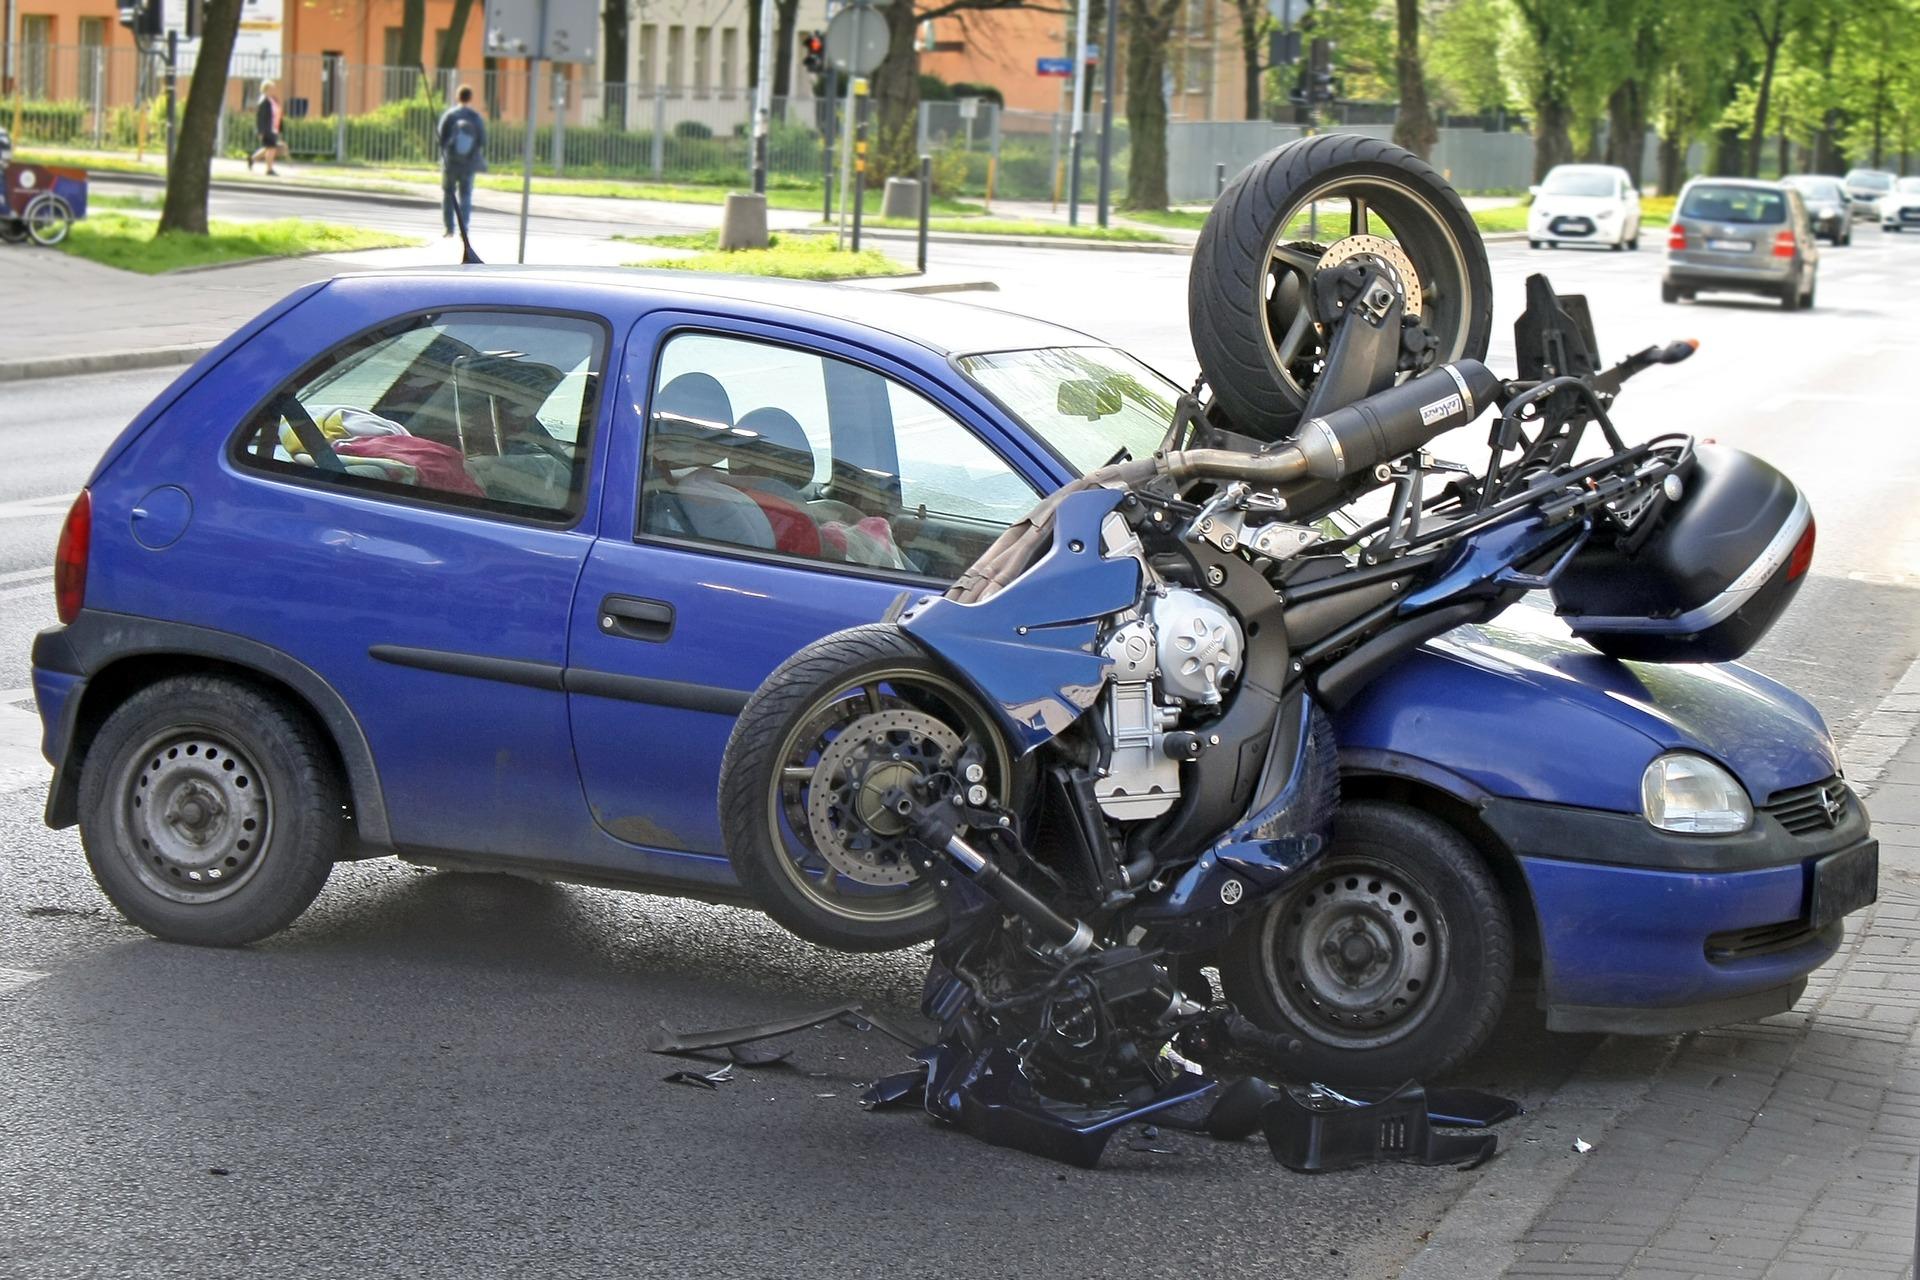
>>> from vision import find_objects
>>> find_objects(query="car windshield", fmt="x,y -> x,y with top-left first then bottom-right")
1540,170 -> 1616,197
1846,170 -> 1893,192
958,346 -> 1179,475
1897,177 -> 1920,194
1680,185 -> 1787,225
1786,177 -> 1843,201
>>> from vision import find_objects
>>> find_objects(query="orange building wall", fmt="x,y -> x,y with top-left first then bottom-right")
284,0 -> 487,72
919,8 -> 1072,114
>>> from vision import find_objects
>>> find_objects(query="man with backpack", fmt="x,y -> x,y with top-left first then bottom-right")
438,85 -> 488,240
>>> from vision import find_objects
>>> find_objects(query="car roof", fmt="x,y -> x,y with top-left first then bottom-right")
319,266 -> 1104,359
1781,174 -> 1840,184
1544,164 -> 1625,175
1680,176 -> 1788,191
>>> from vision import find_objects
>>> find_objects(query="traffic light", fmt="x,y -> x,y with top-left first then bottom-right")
117,0 -> 164,38
1308,37 -> 1337,104
802,31 -> 825,74
185,0 -> 204,38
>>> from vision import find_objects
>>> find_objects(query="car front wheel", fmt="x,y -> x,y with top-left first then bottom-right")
1218,800 -> 1514,1085
78,675 -> 343,946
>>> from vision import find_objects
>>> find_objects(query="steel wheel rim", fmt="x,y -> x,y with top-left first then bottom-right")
120,727 -> 274,904
1256,174 -> 1476,408
767,666 -> 1010,925
25,196 -> 69,247
1257,855 -> 1447,1050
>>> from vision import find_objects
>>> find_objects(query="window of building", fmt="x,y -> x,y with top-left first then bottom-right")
639,332 -> 1038,579
637,23 -> 658,86
693,27 -> 712,97
235,311 -> 607,522
667,25 -> 685,91
22,15 -> 51,100
78,17 -> 106,103
719,28 -> 737,96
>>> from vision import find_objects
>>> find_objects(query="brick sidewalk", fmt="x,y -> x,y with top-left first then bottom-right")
1420,661 -> 1920,1279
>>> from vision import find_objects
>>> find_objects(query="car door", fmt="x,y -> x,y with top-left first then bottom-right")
222,306 -> 612,858
564,312 -> 1049,857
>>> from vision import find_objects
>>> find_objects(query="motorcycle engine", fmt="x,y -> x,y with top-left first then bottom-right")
1094,589 -> 1243,821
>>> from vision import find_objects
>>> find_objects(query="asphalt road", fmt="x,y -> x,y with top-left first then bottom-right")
1,220 -> 1917,1278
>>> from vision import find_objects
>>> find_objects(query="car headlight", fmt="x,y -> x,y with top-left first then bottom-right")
1642,754 -> 1753,834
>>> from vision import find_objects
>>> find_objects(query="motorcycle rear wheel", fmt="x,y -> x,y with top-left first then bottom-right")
1189,135 -> 1493,439
717,623 -> 1017,952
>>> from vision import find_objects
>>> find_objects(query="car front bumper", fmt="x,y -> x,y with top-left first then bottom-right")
1480,793 -> 1875,1035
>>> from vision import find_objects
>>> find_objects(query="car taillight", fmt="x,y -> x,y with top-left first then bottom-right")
54,489 -> 90,625
1667,224 -> 1687,250
1787,517 -> 1816,581
1772,230 -> 1796,258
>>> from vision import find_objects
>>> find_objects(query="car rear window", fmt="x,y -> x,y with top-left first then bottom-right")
1679,186 -> 1787,225
1787,178 -> 1843,202
233,309 -> 606,522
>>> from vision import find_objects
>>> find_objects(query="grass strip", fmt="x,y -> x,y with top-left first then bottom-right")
58,212 -> 417,273
626,230 -> 908,280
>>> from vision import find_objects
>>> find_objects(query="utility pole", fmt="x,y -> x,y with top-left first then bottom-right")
1066,0 -> 1090,225
1095,0 -> 1118,226
751,0 -> 774,192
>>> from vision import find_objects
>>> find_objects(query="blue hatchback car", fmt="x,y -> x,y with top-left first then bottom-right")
30,269 -> 1875,1082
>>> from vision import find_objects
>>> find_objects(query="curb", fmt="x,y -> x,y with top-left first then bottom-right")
94,168 -> 445,214
1402,652 -> 1920,1278
0,342 -> 217,384
852,227 -> 1190,255
883,280 -> 1001,296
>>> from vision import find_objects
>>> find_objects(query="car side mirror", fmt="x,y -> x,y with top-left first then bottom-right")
1057,379 -> 1123,420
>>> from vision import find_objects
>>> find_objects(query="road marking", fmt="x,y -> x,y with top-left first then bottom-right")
0,494 -> 74,520
0,969 -> 49,996
0,702 -> 50,796
0,566 -> 54,585
0,581 -> 52,603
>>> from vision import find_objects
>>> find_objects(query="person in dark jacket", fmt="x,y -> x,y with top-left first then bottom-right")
248,82 -> 282,175
437,84 -> 488,239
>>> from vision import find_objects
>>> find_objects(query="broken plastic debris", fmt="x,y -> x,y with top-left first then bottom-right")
664,1064 -> 736,1089
1572,1137 -> 1593,1154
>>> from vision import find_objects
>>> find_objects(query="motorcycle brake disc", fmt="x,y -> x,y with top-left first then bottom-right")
1315,233 -> 1424,319
805,708 -> 962,886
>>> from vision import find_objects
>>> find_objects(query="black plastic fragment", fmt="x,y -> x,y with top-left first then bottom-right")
1261,1080 -> 1500,1172
646,1002 -> 925,1060
663,1064 -> 735,1090
862,1069 -> 928,1111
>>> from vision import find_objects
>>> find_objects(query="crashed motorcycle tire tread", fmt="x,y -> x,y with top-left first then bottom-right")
1218,799 -> 1513,1085
1189,133 -> 1492,435
719,623 -> 958,952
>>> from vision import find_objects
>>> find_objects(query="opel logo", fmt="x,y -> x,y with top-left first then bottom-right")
1220,879 -> 1244,905
1821,785 -> 1845,825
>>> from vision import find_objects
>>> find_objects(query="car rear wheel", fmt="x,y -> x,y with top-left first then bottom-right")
1661,281 -> 1680,304
1780,277 -> 1802,311
78,675 -> 343,946
1219,801 -> 1514,1084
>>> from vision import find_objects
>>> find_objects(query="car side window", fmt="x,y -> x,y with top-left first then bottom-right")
639,331 -> 1039,581
234,310 -> 606,521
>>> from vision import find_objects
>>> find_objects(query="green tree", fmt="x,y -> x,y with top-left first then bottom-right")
157,0 -> 244,236
1740,0 -> 1807,176
1122,0 -> 1183,209
1391,0 -> 1436,158
439,0 -> 478,69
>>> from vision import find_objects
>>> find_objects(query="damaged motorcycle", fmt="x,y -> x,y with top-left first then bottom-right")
713,138 -> 1819,1167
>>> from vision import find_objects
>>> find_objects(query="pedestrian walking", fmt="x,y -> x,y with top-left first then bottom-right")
438,84 -> 487,241
248,81 -> 282,175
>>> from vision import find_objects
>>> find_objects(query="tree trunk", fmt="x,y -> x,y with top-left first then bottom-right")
598,1 -> 627,126
1814,107 -> 1839,172
158,0 -> 244,236
439,0 -> 476,70
773,0 -> 803,100
1123,0 -> 1179,210
399,0 -> 426,72
1240,3 -> 1263,120
1391,0 -> 1436,159
1606,79 -> 1644,186
1532,94 -> 1573,180
1746,36 -> 1780,177
870,0 -> 924,181
1713,125 -> 1742,176
1657,132 -> 1683,195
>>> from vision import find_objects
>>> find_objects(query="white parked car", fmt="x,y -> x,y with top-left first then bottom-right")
1529,164 -> 1642,251
1878,176 -> 1920,232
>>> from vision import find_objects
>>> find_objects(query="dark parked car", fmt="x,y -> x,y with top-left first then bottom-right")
29,270 -> 1870,1078
1781,174 -> 1852,245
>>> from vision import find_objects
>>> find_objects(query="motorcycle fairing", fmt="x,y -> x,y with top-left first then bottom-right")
1397,512 -> 1583,615
901,487 -> 1141,754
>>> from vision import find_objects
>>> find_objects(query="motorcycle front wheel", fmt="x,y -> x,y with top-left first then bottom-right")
1189,135 -> 1493,439
717,623 -> 1018,952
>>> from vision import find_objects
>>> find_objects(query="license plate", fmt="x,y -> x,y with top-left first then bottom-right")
1809,842 -> 1878,930
1706,238 -> 1753,252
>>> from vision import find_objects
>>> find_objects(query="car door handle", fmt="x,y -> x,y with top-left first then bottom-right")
599,595 -> 675,642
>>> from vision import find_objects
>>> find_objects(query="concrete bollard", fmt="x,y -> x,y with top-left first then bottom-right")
718,192 -> 770,250
881,176 -> 923,220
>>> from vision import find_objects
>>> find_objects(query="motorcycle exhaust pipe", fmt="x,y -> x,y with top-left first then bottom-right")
1166,360 -> 1500,487
941,833 -> 1096,958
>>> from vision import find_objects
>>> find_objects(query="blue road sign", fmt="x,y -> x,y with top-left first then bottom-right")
1037,57 -> 1072,76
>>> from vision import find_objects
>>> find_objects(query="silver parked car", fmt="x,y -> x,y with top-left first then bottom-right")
1663,178 -> 1818,310
1842,168 -> 1895,220
1782,174 -> 1852,245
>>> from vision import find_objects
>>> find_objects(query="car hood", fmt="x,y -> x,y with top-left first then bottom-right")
1428,603 -> 1838,802
1532,195 -> 1621,217
1882,193 -> 1920,210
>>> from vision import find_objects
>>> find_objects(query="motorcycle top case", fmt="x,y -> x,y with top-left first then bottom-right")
1548,445 -> 1813,663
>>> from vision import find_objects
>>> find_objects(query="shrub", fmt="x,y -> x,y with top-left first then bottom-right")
672,119 -> 713,140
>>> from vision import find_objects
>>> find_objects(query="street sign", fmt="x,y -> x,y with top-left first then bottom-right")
825,4 -> 888,77
485,0 -> 598,64
1037,57 -> 1071,76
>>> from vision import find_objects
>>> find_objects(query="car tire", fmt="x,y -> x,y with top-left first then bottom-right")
1661,281 -> 1680,304
1804,276 -> 1817,309
1627,234 -> 1640,251
1780,277 -> 1802,311
1188,134 -> 1491,437
78,675 -> 342,946
1218,801 -> 1514,1085
718,623 -> 1020,952
1842,230 -> 1852,245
